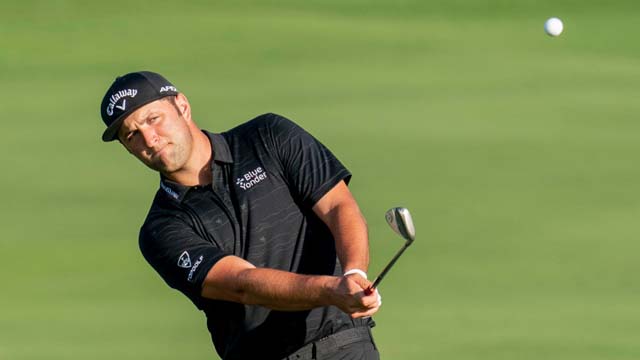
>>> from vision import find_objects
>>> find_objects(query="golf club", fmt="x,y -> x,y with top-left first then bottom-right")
365,207 -> 415,295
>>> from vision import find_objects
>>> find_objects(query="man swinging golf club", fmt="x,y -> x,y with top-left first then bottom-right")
98,71 -> 382,360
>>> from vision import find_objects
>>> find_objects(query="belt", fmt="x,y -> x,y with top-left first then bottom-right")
283,326 -> 373,360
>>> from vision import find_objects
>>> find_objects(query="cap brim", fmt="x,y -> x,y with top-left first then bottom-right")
100,93 -> 178,142
102,116 -> 125,142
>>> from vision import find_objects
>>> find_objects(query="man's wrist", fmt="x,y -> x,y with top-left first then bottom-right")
343,268 -> 368,279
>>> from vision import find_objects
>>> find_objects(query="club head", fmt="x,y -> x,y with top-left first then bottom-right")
385,207 -> 415,244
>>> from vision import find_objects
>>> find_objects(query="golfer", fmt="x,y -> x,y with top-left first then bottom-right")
99,71 -> 381,360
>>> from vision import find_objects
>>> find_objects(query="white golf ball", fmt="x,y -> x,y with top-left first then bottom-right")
544,17 -> 564,37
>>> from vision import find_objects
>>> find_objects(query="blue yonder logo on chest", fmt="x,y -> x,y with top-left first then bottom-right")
236,167 -> 268,190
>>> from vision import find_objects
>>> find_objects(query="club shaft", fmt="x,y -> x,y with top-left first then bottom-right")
371,242 -> 410,289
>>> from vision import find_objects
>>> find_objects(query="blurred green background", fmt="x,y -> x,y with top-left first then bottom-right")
1,1 -> 639,359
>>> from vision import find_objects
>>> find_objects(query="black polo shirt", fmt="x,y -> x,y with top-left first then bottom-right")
139,113 -> 373,360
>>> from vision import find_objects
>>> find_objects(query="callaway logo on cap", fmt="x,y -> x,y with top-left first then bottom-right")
99,71 -> 179,142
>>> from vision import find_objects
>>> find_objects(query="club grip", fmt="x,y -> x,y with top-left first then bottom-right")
364,286 -> 374,296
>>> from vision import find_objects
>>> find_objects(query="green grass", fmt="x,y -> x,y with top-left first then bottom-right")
1,1 -> 639,359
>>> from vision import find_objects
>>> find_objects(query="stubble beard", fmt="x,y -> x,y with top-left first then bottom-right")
148,127 -> 194,175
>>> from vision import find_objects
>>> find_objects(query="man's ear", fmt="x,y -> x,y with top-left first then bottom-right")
175,93 -> 192,121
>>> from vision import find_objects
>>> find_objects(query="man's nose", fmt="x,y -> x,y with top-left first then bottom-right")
140,127 -> 158,148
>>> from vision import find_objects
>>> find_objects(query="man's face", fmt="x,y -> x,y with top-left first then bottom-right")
117,96 -> 193,174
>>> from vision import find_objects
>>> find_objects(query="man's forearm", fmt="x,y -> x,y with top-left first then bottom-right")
323,203 -> 369,274
231,267 -> 335,310
312,181 -> 370,275
201,256 -> 378,316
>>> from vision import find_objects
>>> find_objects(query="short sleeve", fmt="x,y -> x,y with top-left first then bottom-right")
264,113 -> 352,208
139,215 -> 228,303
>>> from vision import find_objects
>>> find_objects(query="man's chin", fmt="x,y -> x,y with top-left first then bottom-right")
145,160 -> 179,174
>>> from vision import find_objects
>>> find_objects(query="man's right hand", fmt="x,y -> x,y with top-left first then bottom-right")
334,273 -> 381,318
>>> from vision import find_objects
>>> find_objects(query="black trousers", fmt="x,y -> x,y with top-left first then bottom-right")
282,327 -> 379,360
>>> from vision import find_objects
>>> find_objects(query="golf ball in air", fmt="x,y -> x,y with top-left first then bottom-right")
544,17 -> 564,37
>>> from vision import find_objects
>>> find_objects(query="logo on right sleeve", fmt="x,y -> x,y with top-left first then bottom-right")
187,255 -> 204,282
177,251 -> 192,268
